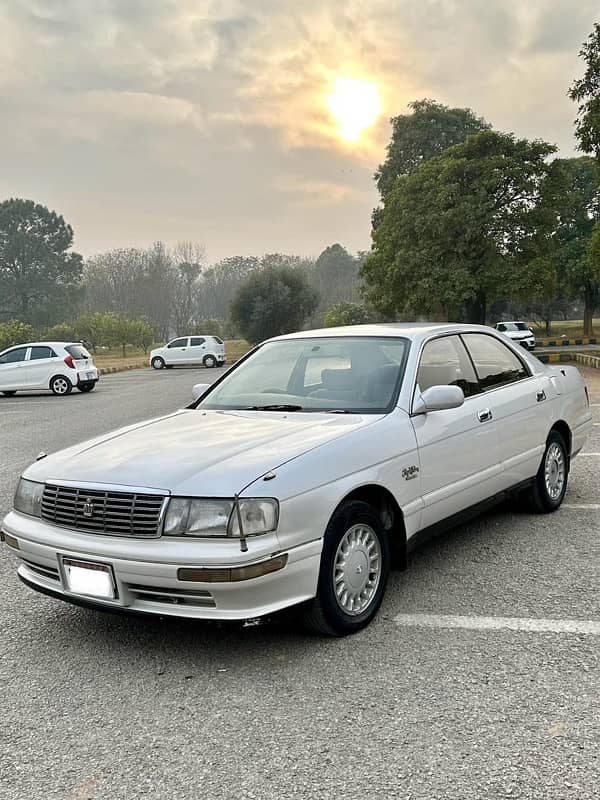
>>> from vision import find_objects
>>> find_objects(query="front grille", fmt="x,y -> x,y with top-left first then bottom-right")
41,484 -> 165,537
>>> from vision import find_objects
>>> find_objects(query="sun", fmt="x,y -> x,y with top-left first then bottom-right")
327,78 -> 382,144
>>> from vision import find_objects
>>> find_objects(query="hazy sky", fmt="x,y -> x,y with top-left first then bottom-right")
1,1 -> 598,263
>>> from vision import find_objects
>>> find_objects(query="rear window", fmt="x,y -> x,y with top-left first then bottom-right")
65,344 -> 90,359
212,336 -> 224,345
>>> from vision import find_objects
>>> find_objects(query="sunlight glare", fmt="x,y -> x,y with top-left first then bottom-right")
327,78 -> 382,144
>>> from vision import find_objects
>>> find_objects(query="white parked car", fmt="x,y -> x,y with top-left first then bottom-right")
494,321 -> 536,351
0,342 -> 98,397
150,336 -> 226,369
1,324 -> 592,635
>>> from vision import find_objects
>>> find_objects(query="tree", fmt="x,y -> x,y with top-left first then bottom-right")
585,223 -> 600,333
540,157 -> 600,335
312,244 -> 360,310
0,320 -> 35,351
231,266 -> 318,344
569,22 -> 600,158
362,131 -> 556,323
374,99 -> 490,199
199,256 -> 260,320
0,198 -> 83,324
324,302 -> 371,327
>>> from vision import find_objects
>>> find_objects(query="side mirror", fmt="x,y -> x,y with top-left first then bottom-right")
414,384 -> 464,414
192,383 -> 210,401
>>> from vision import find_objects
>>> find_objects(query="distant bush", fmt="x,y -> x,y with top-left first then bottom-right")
0,320 -> 35,351
324,302 -> 372,327
192,319 -> 222,337
45,322 -> 79,342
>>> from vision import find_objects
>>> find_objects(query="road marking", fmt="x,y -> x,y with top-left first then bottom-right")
394,613 -> 600,635
578,452 -> 600,456
562,503 -> 600,510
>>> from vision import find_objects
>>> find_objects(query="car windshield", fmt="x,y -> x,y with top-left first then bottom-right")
198,336 -> 409,413
501,323 -> 528,332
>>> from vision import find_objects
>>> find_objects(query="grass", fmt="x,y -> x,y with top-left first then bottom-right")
529,319 -> 600,338
92,340 -> 250,369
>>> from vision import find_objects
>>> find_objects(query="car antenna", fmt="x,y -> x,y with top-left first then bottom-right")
234,494 -> 248,552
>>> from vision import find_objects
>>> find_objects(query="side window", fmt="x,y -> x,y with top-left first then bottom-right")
496,323 -> 506,332
30,346 -> 56,360
190,337 -> 205,347
167,338 -> 188,349
417,336 -> 479,398
462,334 -> 528,390
0,347 -> 28,365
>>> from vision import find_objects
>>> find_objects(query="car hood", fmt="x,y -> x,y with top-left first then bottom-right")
23,409 -> 380,496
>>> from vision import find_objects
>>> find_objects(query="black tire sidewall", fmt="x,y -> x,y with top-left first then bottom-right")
50,376 -> 72,396
152,357 -> 165,370
537,431 -> 568,511
204,355 -> 217,368
316,500 -> 390,635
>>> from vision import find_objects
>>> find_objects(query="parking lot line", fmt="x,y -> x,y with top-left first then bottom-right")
394,613 -> 600,635
562,503 -> 600,509
578,452 -> 600,456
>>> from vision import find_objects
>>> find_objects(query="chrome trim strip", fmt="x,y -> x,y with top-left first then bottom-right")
47,479 -> 170,496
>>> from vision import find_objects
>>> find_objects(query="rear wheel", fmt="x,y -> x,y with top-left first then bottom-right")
77,383 -> 95,393
523,431 -> 568,513
50,375 -> 72,396
151,357 -> 165,370
301,500 -> 390,636
203,354 -> 217,368
2,390 -> 16,397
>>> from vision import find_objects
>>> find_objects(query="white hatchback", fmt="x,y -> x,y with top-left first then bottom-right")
150,335 -> 226,370
0,342 -> 98,397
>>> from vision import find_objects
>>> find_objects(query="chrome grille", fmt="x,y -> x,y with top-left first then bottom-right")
41,484 -> 165,537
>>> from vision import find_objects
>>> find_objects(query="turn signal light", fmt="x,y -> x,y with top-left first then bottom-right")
178,554 -> 288,583
0,531 -> 19,550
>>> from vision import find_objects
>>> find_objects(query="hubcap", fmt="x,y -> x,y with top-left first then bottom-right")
54,378 -> 69,395
544,442 -> 565,501
333,524 -> 381,616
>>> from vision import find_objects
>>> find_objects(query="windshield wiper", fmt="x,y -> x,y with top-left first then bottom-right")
243,404 -> 304,411
326,409 -> 354,414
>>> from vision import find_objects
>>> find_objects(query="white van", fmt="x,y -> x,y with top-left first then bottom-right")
150,336 -> 226,369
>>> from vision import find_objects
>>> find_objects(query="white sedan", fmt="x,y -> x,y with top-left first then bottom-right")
1,324 -> 592,635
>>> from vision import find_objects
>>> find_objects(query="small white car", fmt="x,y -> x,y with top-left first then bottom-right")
1,324 -> 592,635
150,336 -> 226,369
494,321 -> 536,351
0,342 -> 98,397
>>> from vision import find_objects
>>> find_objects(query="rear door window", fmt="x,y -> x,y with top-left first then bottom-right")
462,334 -> 529,390
65,344 -> 90,359
30,346 -> 56,360
190,337 -> 206,347
0,347 -> 28,364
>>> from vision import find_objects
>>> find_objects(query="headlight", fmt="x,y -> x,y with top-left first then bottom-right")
14,479 -> 44,517
162,497 -> 278,538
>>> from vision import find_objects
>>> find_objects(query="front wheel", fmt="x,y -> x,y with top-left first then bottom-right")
523,431 -> 568,513
50,375 -> 73,396
151,357 -> 165,370
203,355 -> 217,368
301,500 -> 390,636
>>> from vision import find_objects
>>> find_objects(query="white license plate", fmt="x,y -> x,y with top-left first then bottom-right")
62,558 -> 116,599
86,371 -> 95,380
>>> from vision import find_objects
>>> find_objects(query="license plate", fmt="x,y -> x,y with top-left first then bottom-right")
86,371 -> 95,380
62,558 -> 116,599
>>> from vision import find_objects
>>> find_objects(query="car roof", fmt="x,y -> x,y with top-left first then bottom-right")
268,322 -> 496,343
496,321 -> 526,325
1,341 -> 82,349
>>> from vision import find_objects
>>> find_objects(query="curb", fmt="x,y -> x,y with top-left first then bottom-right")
537,352 -> 600,369
537,337 -> 597,347
97,362 -> 148,376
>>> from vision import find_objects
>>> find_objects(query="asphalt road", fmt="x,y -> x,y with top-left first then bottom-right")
1,368 -> 600,800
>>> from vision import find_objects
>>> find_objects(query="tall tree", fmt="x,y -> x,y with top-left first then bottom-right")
231,266 -> 318,344
199,256 -> 260,320
569,22 -> 600,158
374,99 -> 490,199
312,244 -> 360,309
362,131 -> 556,323
0,198 -> 83,324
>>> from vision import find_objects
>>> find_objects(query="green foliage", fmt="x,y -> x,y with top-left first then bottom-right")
569,23 -> 600,158
312,244 -> 360,310
231,266 -> 319,344
363,131 -> 556,323
375,99 -> 490,198
0,320 -> 35,351
45,322 -> 78,342
0,198 -> 83,325
323,303 -> 371,327
192,319 -> 222,337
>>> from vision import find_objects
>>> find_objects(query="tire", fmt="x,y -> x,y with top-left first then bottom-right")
523,430 -> 569,513
203,355 -> 217,368
77,383 -> 95,393
151,357 -> 165,370
301,500 -> 390,636
50,375 -> 73,396
2,391 -> 16,397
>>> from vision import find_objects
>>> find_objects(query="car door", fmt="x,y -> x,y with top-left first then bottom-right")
27,345 -> 59,389
0,347 -> 31,390
188,337 -> 207,364
165,337 -> 189,365
461,333 -> 550,488
411,334 -> 501,529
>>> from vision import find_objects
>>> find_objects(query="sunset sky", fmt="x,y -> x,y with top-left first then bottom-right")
1,1 -> 598,262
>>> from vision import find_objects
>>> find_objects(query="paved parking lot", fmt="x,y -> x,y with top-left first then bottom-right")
1,367 -> 600,799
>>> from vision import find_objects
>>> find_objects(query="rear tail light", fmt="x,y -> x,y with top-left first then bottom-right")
64,355 -> 75,369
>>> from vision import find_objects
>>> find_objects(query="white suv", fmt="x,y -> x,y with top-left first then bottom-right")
0,342 -> 98,396
494,321 -> 536,351
150,336 -> 226,369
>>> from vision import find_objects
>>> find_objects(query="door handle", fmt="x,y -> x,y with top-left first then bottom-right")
536,390 -> 546,402
478,408 -> 493,423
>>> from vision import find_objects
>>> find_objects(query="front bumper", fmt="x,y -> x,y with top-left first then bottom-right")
1,511 -> 321,620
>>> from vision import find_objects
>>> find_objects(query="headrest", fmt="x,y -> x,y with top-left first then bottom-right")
321,369 -> 356,389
